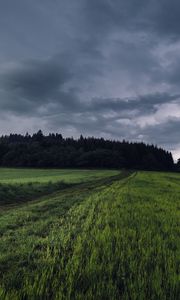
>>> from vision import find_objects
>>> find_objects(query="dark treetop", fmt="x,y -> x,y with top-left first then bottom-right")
0,130 -> 174,171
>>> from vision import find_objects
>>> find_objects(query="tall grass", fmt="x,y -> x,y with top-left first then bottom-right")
0,171 -> 179,299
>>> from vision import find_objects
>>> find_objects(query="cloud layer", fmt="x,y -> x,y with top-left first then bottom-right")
0,0 -> 180,160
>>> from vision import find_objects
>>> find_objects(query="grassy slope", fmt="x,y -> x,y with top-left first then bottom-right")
0,171 -> 179,299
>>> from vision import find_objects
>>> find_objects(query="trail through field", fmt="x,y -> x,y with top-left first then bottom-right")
0,169 -> 123,209
0,170 -> 179,299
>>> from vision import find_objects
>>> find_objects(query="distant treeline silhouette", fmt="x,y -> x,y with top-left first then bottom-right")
0,130 -> 175,170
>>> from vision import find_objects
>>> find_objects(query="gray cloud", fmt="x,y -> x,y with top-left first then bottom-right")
89,94 -> 180,115
1,58 -> 178,118
84,0 -> 180,39
0,57 -> 81,115
140,118 -> 180,146
1,60 -> 70,100
0,0 -> 180,159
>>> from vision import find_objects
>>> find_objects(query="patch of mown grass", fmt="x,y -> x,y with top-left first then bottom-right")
0,171 -> 179,299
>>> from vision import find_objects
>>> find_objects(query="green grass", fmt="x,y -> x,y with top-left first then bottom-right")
0,170 -> 179,299
0,168 -> 119,184
0,168 -> 120,208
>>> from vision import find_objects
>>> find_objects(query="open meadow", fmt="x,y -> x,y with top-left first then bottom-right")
0,168 -> 119,208
0,169 -> 179,299
0,168 -> 119,184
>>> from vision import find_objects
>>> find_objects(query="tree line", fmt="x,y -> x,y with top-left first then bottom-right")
0,130 -> 175,171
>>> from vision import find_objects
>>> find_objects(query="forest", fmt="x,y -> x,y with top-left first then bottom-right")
0,130 -> 175,171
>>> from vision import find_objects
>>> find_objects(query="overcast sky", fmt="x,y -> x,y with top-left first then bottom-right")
0,0 -> 180,160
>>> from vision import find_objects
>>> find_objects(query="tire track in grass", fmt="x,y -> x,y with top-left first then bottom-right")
0,170 -> 134,299
19,172 -> 133,299
0,171 -> 132,299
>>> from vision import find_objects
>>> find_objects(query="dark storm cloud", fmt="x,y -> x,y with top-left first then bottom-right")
0,56 -> 82,114
1,60 -> 70,100
39,93 -> 179,142
0,0 -> 180,159
140,119 -> 180,146
151,1 -> 180,39
84,0 -> 180,39
89,94 -> 180,115
1,57 -> 178,117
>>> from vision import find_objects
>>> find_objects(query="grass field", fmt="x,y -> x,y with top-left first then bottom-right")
0,168 -> 119,208
0,169 -> 179,299
0,168 -> 119,184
